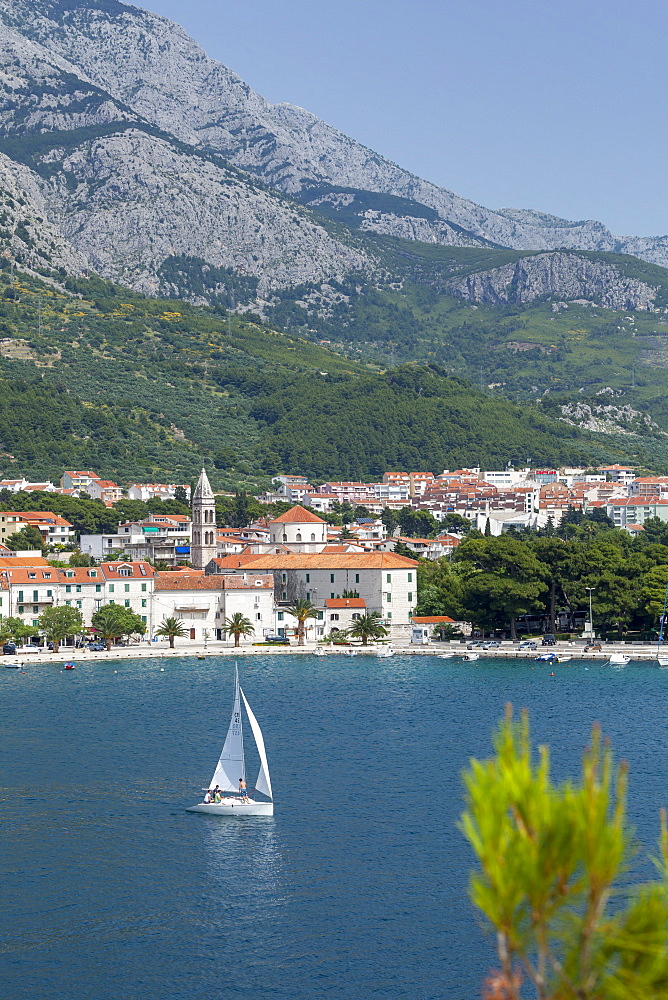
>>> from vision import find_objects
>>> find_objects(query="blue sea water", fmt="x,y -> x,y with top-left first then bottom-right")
1,654 -> 668,1000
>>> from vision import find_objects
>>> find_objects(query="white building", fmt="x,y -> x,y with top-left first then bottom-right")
268,505 -> 328,552
127,483 -> 190,502
152,570 -> 274,643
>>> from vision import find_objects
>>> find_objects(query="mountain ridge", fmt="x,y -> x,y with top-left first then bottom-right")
3,0 -> 668,268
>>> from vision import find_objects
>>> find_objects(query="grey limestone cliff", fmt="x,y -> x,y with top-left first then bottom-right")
445,253 -> 658,311
0,150 -> 88,275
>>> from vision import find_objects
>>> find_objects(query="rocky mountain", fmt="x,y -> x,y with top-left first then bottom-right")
0,150 -> 87,276
0,17 -> 370,293
0,0 -> 667,319
3,0 -> 668,268
445,252 -> 659,311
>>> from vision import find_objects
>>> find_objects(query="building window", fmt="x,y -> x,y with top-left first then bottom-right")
330,613 -> 339,621
32,605 -> 38,613
46,589 -> 52,597
124,584 -> 130,593
281,591 -> 287,600
278,612 -> 284,621
65,585 -> 71,594
108,584 -> 115,593
18,590 -> 23,602
385,593 -> 391,602
109,600 -> 115,605
282,573 -> 287,584
330,593 -> 335,599
256,613 -> 262,621
386,574 -> 392,584
65,601 -> 70,607
95,584 -> 101,593
408,593 -> 413,603
408,573 -> 413,583
317,611 -> 324,621
330,574 -> 335,583
386,612 -> 392,619
141,616 -> 147,624
305,574 -> 310,583
18,604 -> 24,613
76,601 -> 82,609
125,600 -> 130,608
355,574 -> 359,584
76,585 -> 81,593
306,592 -> 310,601
141,600 -> 147,608
141,583 -> 147,592
33,590 -> 38,602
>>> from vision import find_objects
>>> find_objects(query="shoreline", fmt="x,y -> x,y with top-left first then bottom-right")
1,641 -> 665,665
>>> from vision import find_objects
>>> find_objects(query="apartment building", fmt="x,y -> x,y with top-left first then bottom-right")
0,511 -> 75,546
80,514 -> 192,565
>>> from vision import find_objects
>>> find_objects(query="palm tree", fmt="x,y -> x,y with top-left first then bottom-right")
154,616 -> 189,649
347,612 -> 388,646
221,612 -> 255,647
286,599 -> 318,645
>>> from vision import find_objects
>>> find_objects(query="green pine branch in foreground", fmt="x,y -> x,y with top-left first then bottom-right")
461,705 -> 668,1000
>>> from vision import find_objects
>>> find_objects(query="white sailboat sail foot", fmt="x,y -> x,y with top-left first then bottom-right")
209,668 -> 244,792
240,686 -> 273,801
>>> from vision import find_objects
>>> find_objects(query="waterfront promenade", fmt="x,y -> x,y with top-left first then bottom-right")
3,638 -> 664,664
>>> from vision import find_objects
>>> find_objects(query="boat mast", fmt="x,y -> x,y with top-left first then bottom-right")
235,662 -> 246,786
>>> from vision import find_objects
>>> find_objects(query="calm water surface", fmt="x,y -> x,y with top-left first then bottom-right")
2,654 -> 668,999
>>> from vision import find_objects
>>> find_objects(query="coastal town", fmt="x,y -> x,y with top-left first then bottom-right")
0,461 -> 665,649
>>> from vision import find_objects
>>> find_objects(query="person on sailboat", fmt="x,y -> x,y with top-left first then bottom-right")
204,790 -> 212,804
239,777 -> 249,802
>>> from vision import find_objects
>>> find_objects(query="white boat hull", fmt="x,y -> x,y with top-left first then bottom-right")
187,799 -> 274,816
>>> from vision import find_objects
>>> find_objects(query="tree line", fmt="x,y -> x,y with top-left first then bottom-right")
415,510 -> 668,640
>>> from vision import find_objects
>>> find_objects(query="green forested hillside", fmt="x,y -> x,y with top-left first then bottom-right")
0,264 -> 658,485
260,239 -> 668,433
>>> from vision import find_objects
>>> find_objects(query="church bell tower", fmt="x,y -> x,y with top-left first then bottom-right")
191,468 -> 217,570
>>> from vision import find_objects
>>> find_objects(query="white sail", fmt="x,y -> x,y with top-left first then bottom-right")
240,686 -> 273,801
209,667 -> 245,792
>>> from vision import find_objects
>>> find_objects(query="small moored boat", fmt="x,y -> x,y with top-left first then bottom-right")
462,652 -> 480,662
313,647 -> 326,657
4,660 -> 22,669
608,653 -> 630,666
375,646 -> 394,658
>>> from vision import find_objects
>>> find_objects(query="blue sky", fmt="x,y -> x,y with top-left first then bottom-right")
142,0 -> 667,237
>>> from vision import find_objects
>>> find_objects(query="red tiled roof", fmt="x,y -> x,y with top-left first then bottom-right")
411,616 -> 455,624
270,505 -> 325,524
325,598 -> 366,608
233,552 -> 418,569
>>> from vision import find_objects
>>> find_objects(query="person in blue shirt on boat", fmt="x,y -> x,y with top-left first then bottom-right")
239,778 -> 249,802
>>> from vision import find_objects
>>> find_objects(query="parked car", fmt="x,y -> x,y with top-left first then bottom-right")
541,634 -> 556,646
86,642 -> 106,651
2,642 -> 16,654
584,643 -> 602,652
264,635 -> 290,645
518,640 -> 537,650
466,640 -> 484,650
481,641 -> 500,649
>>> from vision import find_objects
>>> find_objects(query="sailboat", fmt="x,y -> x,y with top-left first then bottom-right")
375,645 -> 394,658
657,583 -> 668,667
187,665 -> 274,816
